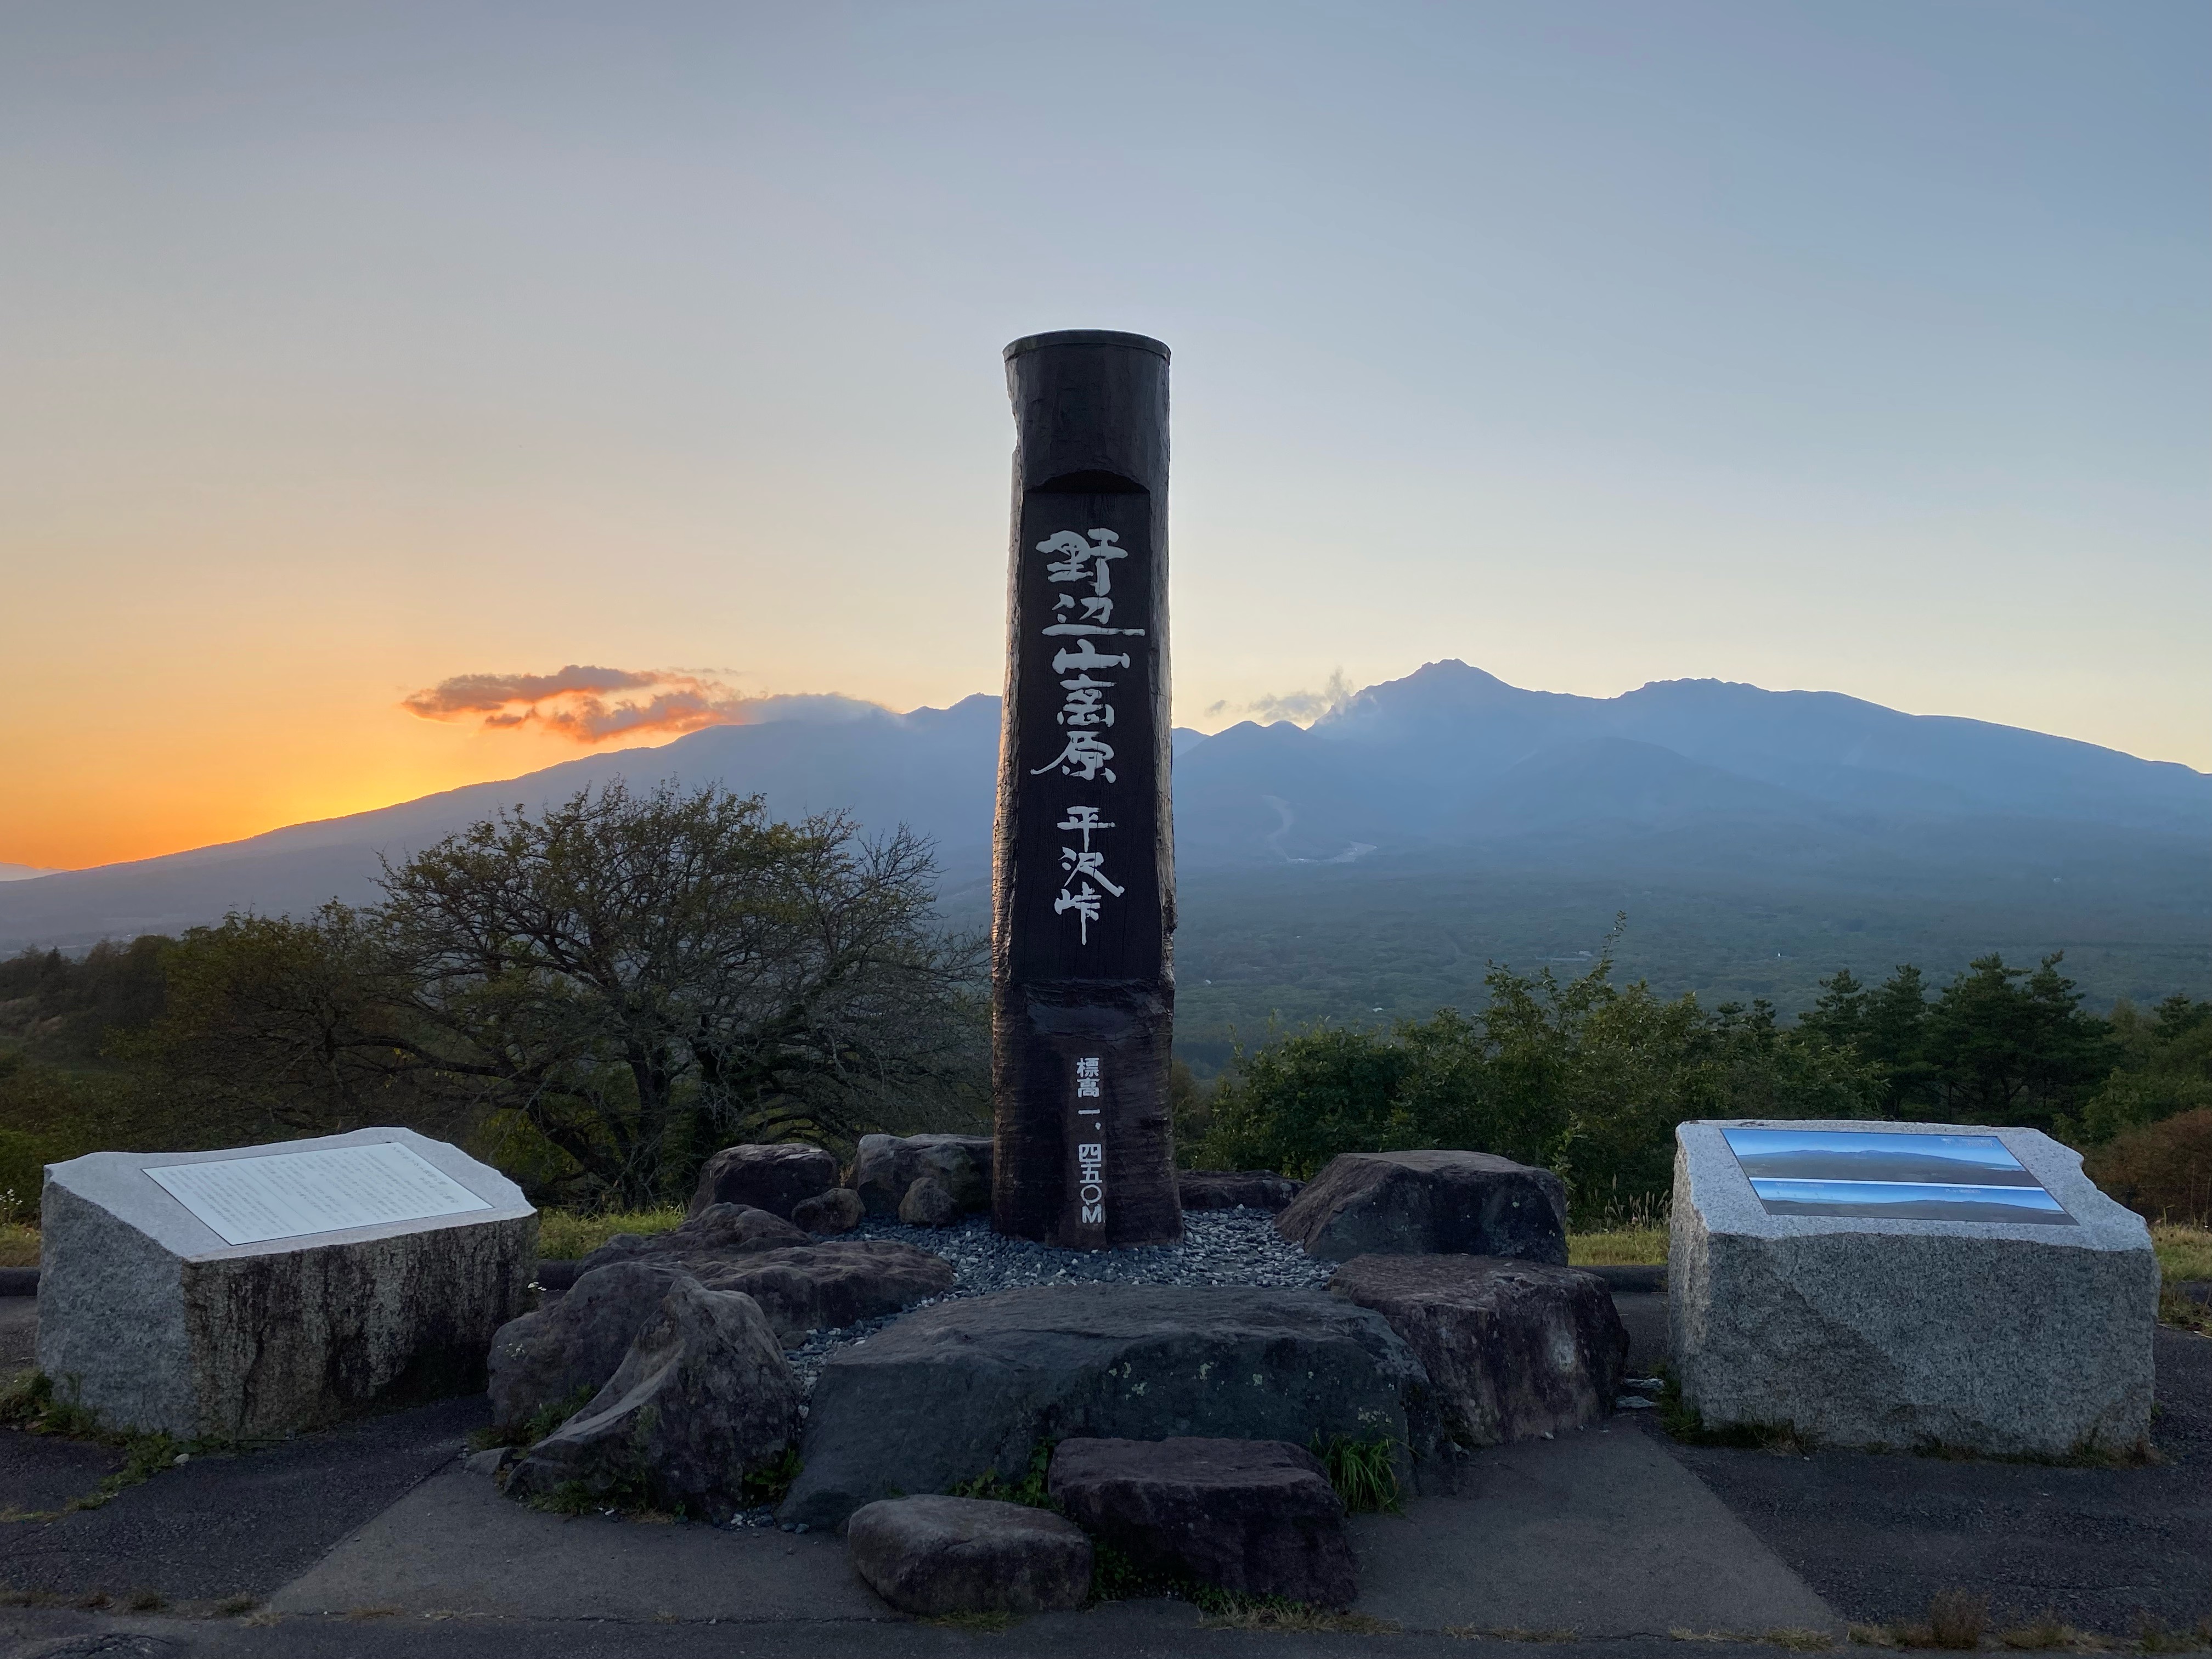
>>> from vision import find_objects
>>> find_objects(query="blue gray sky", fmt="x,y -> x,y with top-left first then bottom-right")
3,1 -> 2205,866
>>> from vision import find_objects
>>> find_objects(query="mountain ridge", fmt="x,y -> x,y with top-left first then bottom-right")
3,665 -> 2205,1023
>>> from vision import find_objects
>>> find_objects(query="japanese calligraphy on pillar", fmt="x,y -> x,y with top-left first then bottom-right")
992,330 -> 1181,1249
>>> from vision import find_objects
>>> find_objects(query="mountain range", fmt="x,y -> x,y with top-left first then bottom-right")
4,662 -> 2206,1051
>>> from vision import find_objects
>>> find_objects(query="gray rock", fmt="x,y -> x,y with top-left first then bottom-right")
1049,1436 -> 1356,1607
686,1143 -> 839,1221
779,1284 -> 1431,1528
1329,1254 -> 1627,1447
35,1128 -> 534,1439
686,1240 -> 955,1345
487,1260 -> 681,1430
577,1203 -> 808,1275
1669,1119 -> 2158,1458
463,1446 -> 516,1479
854,1134 -> 994,1217
1276,1150 -> 1568,1265
847,1495 -> 1091,1615
505,1276 -> 801,1522
1179,1170 -> 1304,1213
792,1187 -> 865,1235
898,1176 -> 962,1228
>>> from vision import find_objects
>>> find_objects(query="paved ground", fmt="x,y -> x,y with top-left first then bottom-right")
3,1292 -> 2207,1659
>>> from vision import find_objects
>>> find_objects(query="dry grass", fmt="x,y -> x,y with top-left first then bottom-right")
2152,1223 -> 2212,1284
1568,1228 -> 1668,1267
1446,1627 -> 1577,1643
1203,1602 -> 1398,1634
534,1205 -> 686,1261
0,1220 -> 37,1268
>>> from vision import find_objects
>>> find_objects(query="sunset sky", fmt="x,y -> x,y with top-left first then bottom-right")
4,2 -> 2205,871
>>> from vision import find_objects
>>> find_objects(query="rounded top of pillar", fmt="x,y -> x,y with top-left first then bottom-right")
1003,330 -> 1170,363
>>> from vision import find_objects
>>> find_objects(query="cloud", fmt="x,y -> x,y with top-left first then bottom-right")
401,665 -> 759,742
1205,669 -> 1355,726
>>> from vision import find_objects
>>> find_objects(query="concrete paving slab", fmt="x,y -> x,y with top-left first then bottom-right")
0,1603 -> 1820,1659
0,1398 -> 482,1602
1668,1324 -> 2212,1635
1350,1423 -> 1838,1638
268,1468 -> 890,1622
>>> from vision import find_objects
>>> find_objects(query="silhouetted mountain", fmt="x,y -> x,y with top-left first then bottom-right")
4,664 -> 2206,1026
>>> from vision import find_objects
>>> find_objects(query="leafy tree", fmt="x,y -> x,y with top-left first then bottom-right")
2075,994 -> 2212,1143
128,783 -> 988,1206
1197,951 -> 1883,1217
1920,953 -> 2113,1132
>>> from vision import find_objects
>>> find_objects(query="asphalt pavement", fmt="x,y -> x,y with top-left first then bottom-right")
3,1292 -> 2207,1659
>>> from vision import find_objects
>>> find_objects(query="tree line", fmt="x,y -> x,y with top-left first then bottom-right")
0,783 -> 988,1211
1182,933 -> 2210,1226
3,783 -> 2207,1225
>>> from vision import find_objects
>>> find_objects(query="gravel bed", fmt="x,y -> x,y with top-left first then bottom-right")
778,1208 -> 1330,1400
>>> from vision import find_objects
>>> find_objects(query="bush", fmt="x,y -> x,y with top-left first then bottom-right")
1195,955 -> 1883,1218
2087,1109 -> 2212,1225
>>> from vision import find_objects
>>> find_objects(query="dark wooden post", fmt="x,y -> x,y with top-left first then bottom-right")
990,330 -> 1181,1246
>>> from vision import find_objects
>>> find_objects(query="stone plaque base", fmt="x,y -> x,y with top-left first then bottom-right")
1668,1119 -> 2156,1459
38,1127 -> 536,1440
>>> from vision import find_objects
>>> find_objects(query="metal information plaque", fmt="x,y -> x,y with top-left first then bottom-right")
1722,1127 -> 2075,1225
145,1142 -> 494,1246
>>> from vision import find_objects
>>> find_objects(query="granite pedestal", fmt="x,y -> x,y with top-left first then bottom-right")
1669,1118 -> 2156,1458
37,1127 -> 536,1440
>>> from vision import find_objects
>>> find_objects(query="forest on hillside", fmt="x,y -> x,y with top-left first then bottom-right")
1,785 -> 2206,1230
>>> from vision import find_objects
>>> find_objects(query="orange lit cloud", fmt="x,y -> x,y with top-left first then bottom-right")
401,665 -> 757,742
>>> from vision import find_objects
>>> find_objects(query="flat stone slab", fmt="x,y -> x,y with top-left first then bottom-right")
36,1127 -> 534,1439
1050,1436 -> 1356,1607
1330,1254 -> 1628,1447
778,1283 -> 1431,1528
1350,1422 -> 1841,1637
847,1494 -> 1091,1615
1276,1150 -> 1569,1263
1670,1119 -> 2157,1458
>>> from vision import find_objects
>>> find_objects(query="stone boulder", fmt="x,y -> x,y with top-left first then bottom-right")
898,1176 -> 961,1228
1178,1170 -> 1303,1213
1329,1255 -> 1627,1447
779,1284 -> 1431,1528
1671,1119 -> 2157,1458
689,1240 -> 955,1344
1276,1151 -> 1567,1265
577,1203 -> 808,1275
686,1143 -> 839,1221
1049,1437 -> 1356,1608
505,1276 -> 801,1522
847,1496 -> 1091,1616
792,1187 -> 865,1236
854,1134 -> 993,1217
35,1127 -> 534,1440
487,1260 -> 682,1430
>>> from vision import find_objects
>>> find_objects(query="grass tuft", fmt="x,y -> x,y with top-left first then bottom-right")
1201,1594 -> 1396,1633
741,1446 -> 804,1508
1310,1432 -> 1404,1514
0,1218 -> 37,1269
922,1611 -> 1020,1632
1767,1630 -> 1837,1650
946,1441 -> 1056,1510
470,1385 -> 597,1453
535,1206 -> 686,1261
1568,1228 -> 1669,1267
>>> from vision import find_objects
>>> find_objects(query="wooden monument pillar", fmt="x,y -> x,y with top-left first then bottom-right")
990,330 -> 1182,1247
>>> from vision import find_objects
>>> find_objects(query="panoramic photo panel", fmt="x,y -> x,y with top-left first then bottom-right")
1747,1178 -> 2077,1224
1722,1127 -> 2045,1187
